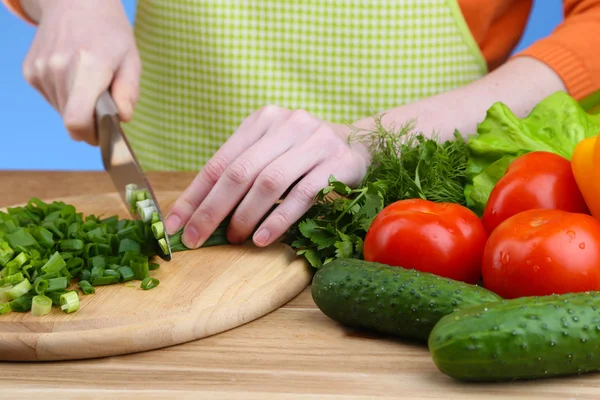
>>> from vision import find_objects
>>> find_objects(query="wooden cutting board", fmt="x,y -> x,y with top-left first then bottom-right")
0,191 -> 313,362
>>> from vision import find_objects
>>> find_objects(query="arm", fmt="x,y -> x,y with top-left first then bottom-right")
354,56 -> 567,142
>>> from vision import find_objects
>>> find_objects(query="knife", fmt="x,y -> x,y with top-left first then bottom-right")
94,90 -> 173,261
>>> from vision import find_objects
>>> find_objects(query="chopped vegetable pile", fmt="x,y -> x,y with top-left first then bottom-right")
0,195 -> 167,316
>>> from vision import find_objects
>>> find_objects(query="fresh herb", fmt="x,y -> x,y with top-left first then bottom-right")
286,117 -> 470,268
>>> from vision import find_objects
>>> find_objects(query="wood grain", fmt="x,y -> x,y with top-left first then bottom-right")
1,172 -> 600,399
0,191 -> 313,361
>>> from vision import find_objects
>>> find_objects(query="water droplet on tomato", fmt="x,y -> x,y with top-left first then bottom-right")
545,257 -> 552,263
567,230 -> 576,239
533,265 -> 540,272
580,242 -> 586,249
501,252 -> 510,264
526,260 -> 533,265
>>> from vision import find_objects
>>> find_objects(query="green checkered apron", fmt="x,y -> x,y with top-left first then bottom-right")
123,0 -> 487,171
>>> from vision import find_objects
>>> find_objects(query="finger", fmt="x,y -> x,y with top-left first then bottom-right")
63,51 -> 114,146
46,53 -> 71,113
226,129 -> 330,243
164,106 -> 290,236
25,56 -> 61,113
252,160 -> 359,247
179,112 -> 320,248
111,48 -> 141,122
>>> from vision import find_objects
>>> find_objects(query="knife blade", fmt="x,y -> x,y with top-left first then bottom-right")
95,90 -> 172,261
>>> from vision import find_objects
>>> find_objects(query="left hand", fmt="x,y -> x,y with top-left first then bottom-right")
165,105 -> 371,249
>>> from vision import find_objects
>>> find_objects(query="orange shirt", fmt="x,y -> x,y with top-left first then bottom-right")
4,0 -> 600,100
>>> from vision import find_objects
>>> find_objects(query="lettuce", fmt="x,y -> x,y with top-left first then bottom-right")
464,91 -> 600,215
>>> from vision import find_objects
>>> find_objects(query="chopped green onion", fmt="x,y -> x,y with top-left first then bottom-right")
139,206 -> 155,223
118,238 -> 141,254
78,280 -> 95,295
103,269 -> 120,280
46,277 -> 68,292
7,279 -> 32,300
9,294 -> 33,312
59,291 -> 80,313
40,252 -> 66,274
151,222 -> 164,240
149,262 -> 160,271
117,266 -> 134,282
32,227 -> 55,248
1,272 -> 24,286
80,269 -> 91,282
141,277 -> 160,290
33,277 -> 48,294
0,242 -> 15,266
31,295 -> 52,316
158,238 -> 168,254
0,302 -> 10,315
47,290 -> 68,306
151,212 -> 160,224
60,238 -> 84,251
90,275 -> 119,286
130,259 -> 149,280
6,252 -> 28,270
125,183 -> 137,206
0,286 -> 11,303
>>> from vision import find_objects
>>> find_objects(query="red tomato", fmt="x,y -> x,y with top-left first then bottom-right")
482,209 -> 600,299
481,151 -> 589,235
363,199 -> 488,284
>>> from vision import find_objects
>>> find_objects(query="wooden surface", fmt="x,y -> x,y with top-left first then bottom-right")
0,191 -> 312,361
2,172 -> 600,399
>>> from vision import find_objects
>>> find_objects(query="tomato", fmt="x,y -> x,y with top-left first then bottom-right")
363,199 -> 488,284
481,151 -> 589,235
482,209 -> 600,299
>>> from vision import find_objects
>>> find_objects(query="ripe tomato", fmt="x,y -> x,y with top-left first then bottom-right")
363,199 -> 487,284
482,209 -> 600,299
481,151 -> 589,235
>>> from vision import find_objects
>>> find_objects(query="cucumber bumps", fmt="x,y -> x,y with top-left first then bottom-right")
311,259 -> 501,342
429,291 -> 600,381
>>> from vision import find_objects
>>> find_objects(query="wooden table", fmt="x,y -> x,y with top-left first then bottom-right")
1,171 -> 600,399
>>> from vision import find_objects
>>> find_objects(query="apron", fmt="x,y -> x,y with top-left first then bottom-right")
123,0 -> 487,171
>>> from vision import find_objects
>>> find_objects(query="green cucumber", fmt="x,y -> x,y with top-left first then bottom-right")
429,291 -> 600,382
311,258 -> 501,342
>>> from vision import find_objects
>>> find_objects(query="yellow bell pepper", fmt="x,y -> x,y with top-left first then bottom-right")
572,136 -> 600,219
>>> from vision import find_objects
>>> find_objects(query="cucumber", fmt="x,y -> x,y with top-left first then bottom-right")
311,258 -> 501,342
429,291 -> 600,381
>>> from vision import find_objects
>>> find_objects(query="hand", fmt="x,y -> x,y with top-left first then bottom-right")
165,106 -> 371,248
21,0 -> 140,145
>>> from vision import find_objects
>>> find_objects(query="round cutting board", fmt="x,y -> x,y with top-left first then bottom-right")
0,192 -> 313,361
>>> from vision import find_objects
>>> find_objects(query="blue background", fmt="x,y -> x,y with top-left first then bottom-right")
0,0 -> 564,170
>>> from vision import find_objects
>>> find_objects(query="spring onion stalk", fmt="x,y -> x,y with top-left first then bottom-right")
9,295 -> 33,312
78,280 -> 95,295
59,291 -> 80,313
7,279 -> 32,300
0,242 -> 14,266
1,272 -> 24,286
0,286 -> 11,303
125,183 -> 137,207
158,238 -> 169,254
140,277 -> 159,290
90,275 -> 119,286
41,252 -> 66,274
149,262 -> 160,271
33,277 -> 49,295
151,212 -> 160,224
139,206 -> 155,223
117,266 -> 135,282
151,222 -> 164,240
46,277 -> 68,292
31,295 -> 52,316
130,259 -> 149,280
0,302 -> 10,315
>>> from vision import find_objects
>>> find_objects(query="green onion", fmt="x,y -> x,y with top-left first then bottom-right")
47,290 -> 68,306
130,259 -> 149,280
90,275 -> 119,286
117,266 -> 134,282
32,227 -> 54,248
0,242 -> 15,266
158,238 -> 168,254
151,212 -> 160,224
33,277 -> 48,294
0,286 -> 11,303
80,269 -> 91,282
6,252 -> 28,270
151,222 -> 165,240
59,291 -> 80,313
141,277 -> 160,290
7,279 -> 32,300
46,277 -> 68,292
119,238 -> 141,254
103,269 -> 120,280
40,252 -> 66,274
9,294 -> 33,312
31,295 -> 52,316
78,280 -> 95,295
0,302 -> 10,315
1,272 -> 24,286
149,262 -> 160,271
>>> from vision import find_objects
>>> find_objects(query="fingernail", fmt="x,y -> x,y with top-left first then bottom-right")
253,228 -> 271,246
165,215 -> 181,235
182,226 -> 201,249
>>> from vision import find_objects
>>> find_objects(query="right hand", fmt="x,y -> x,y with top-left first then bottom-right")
21,0 -> 140,146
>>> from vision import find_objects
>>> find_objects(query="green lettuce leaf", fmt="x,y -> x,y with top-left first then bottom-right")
464,91 -> 600,215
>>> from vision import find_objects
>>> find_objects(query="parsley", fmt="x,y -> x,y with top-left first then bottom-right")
285,117 -> 470,268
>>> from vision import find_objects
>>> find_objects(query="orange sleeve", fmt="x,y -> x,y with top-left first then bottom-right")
2,0 -> 36,24
516,0 -> 600,100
